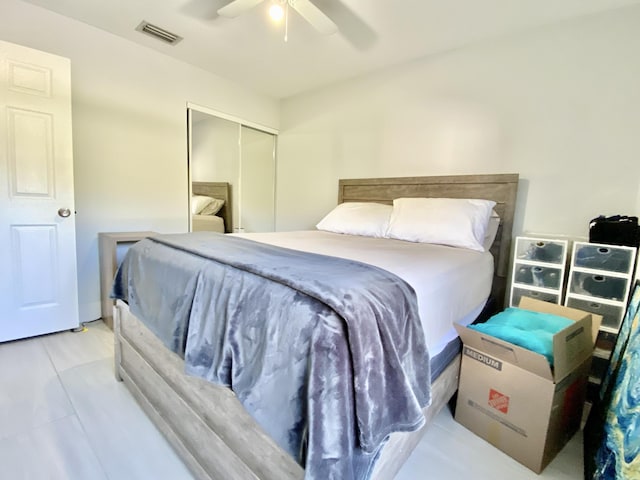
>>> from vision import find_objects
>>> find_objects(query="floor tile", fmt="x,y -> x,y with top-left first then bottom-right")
0,415 -> 108,480
396,406 -> 583,479
59,357 -> 194,480
41,320 -> 113,373
0,337 -> 75,440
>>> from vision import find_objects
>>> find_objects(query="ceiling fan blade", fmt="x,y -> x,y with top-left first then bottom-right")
290,0 -> 338,35
217,0 -> 265,18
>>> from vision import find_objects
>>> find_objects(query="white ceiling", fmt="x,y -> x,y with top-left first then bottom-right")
22,0 -> 640,99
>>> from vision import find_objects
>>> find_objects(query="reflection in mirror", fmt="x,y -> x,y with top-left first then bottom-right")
240,125 -> 276,232
188,107 -> 277,233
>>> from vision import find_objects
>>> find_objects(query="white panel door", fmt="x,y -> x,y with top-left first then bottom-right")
0,41 -> 79,342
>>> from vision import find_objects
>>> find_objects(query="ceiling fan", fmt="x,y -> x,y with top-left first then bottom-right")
217,0 -> 338,36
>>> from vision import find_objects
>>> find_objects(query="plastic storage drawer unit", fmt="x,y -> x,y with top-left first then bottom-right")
510,236 -> 569,307
565,241 -> 637,334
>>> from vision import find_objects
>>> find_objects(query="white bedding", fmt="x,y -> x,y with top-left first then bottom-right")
235,230 -> 494,356
192,214 -> 225,233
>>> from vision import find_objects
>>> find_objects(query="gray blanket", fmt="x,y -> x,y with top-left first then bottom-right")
112,232 -> 431,479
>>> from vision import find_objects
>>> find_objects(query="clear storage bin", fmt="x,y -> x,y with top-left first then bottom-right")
573,242 -> 635,274
566,296 -> 625,331
515,238 -> 567,265
513,264 -> 562,290
568,271 -> 629,302
511,286 -> 560,306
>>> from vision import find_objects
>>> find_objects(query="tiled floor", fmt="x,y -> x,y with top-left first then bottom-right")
0,320 -> 583,479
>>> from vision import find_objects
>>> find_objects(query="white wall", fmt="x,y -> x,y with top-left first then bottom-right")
277,5 -> 640,241
3,1 -> 639,321
1,0 -> 279,322
191,115 -> 240,186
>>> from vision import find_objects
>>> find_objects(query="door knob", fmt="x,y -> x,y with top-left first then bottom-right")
58,208 -> 71,218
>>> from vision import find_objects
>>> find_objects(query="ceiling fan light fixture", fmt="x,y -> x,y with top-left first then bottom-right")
269,3 -> 284,21
218,0 -> 337,37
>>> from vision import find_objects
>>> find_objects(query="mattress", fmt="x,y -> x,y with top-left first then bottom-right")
235,230 -> 494,357
192,214 -> 225,233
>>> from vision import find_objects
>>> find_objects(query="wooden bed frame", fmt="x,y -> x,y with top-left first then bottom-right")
114,173 -> 519,480
192,181 -> 232,233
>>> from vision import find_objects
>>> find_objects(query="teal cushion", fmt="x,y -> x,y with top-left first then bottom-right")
468,307 -> 573,365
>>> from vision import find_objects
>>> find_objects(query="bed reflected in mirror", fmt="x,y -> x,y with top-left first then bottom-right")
191,181 -> 232,233
188,106 -> 277,233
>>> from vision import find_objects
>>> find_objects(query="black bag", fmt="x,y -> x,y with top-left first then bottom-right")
589,215 -> 639,248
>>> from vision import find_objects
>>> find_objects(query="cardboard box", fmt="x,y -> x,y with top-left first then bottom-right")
454,297 -> 601,473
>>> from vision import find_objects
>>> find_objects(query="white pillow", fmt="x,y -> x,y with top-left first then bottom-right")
191,195 -> 215,215
316,202 -> 392,238
386,198 -> 497,252
200,198 -> 225,216
483,211 -> 501,251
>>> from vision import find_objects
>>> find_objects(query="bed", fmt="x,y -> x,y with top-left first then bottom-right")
113,173 -> 519,480
191,181 -> 232,233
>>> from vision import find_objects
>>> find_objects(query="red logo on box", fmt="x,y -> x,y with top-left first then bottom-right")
488,389 -> 509,414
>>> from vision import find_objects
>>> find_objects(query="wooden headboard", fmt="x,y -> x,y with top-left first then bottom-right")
338,173 -> 519,306
192,181 -> 232,233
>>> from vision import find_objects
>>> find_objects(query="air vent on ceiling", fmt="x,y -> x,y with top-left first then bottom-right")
135,21 -> 183,45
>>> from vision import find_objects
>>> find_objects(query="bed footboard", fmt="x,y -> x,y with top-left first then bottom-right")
114,300 -> 459,480
114,300 -> 304,480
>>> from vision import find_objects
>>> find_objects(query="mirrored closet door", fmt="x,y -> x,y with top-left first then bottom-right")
188,105 -> 277,234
